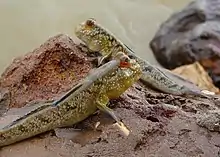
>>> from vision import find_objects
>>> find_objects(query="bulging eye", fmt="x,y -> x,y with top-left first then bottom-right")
123,56 -> 129,63
86,18 -> 96,27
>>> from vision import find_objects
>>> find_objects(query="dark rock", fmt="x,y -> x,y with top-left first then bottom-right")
150,0 -> 220,70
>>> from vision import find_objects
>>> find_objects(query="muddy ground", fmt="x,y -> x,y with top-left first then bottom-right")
0,34 -> 219,157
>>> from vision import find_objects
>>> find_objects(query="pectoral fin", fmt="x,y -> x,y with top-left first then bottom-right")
97,56 -> 108,67
96,101 -> 120,124
96,102 -> 130,136
97,51 -> 114,67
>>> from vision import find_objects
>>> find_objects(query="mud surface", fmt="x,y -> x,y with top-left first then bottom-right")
0,34 -> 220,157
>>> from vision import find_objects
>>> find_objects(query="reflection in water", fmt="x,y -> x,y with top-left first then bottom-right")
0,0 -> 191,73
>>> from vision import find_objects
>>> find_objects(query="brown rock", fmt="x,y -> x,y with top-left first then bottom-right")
200,57 -> 220,88
172,62 -> 219,93
0,34 -> 92,109
0,34 -> 220,157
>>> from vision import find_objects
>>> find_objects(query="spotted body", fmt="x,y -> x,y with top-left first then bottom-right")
0,52 -> 142,147
75,18 -> 213,97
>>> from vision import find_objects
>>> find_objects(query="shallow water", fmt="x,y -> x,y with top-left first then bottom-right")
0,0 -> 192,74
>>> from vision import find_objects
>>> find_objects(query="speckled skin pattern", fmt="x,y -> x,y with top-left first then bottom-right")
0,54 -> 142,147
75,18 -> 210,96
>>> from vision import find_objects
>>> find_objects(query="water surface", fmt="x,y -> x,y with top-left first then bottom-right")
0,0 -> 192,73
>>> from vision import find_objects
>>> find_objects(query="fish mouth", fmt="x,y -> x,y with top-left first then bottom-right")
129,59 -> 141,71
75,22 -> 87,37
75,25 -> 92,45
122,64 -> 142,81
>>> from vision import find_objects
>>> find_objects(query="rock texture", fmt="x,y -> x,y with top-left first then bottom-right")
172,62 -> 219,93
0,34 -> 220,157
0,34 -> 92,110
149,0 -> 220,87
